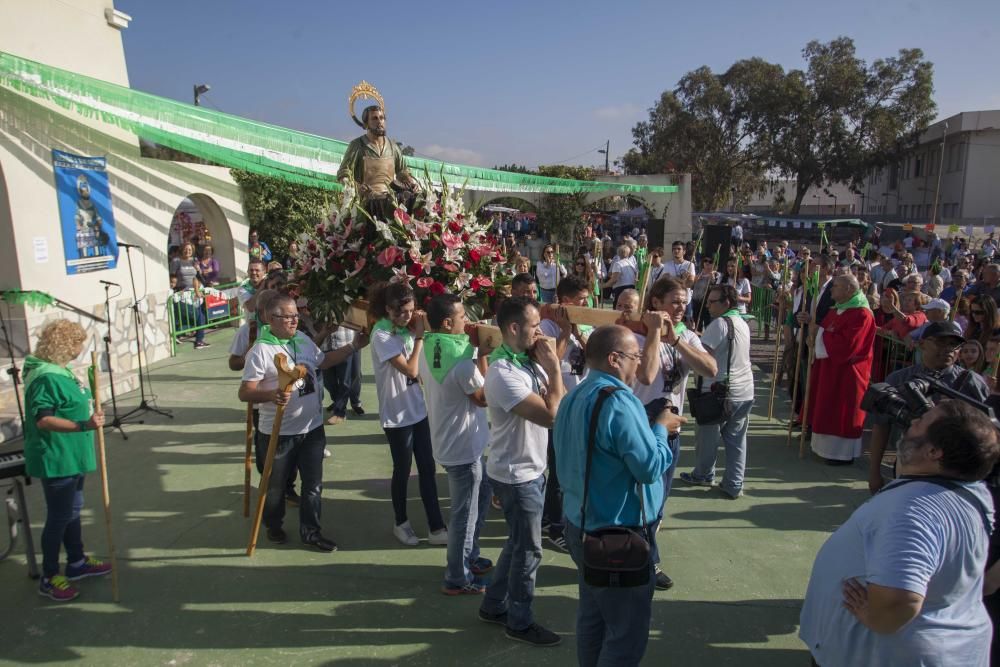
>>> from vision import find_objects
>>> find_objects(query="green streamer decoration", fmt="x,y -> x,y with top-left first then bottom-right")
0,51 -> 680,197
1,290 -> 55,309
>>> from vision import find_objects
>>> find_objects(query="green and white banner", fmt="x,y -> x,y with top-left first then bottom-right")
0,52 -> 678,197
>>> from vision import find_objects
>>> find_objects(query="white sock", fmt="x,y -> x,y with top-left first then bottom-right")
69,558 -> 85,569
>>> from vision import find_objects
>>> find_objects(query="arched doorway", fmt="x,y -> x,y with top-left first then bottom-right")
166,193 -> 235,283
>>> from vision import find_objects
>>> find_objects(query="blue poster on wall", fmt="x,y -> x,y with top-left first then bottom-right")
51,149 -> 119,275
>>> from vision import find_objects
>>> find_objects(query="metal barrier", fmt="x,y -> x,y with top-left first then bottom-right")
167,281 -> 242,355
872,329 -> 916,383
747,285 -> 776,338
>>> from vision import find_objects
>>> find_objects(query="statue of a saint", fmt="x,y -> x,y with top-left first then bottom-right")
337,87 -> 421,220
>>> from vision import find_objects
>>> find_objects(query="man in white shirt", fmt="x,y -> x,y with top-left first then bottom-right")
419,295 -> 495,595
662,240 -> 696,307
238,294 -> 368,552
479,297 -> 565,647
603,245 -> 638,309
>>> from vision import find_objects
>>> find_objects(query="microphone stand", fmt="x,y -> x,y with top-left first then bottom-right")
117,245 -> 173,424
101,282 -> 130,439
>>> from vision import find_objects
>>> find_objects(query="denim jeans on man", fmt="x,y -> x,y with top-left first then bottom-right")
442,457 -> 492,587
41,474 -> 86,578
322,349 -> 361,417
255,426 -> 325,539
480,473 -> 545,631
691,399 -> 754,496
565,520 -> 659,666
172,302 -> 206,344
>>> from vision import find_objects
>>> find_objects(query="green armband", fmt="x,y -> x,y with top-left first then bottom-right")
75,420 -> 90,432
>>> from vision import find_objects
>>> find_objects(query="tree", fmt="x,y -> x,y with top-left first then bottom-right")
622,59 -> 783,211
767,39 -> 935,213
230,169 -> 331,259
624,39 -> 935,214
534,165 -> 592,243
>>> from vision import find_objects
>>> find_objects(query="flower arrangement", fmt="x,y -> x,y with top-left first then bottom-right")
293,178 -> 511,323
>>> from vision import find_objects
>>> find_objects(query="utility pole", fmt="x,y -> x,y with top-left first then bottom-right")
597,139 -> 610,173
931,122 -> 948,226
193,83 -> 211,107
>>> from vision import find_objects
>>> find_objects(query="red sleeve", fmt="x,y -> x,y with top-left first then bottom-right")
820,308 -> 876,364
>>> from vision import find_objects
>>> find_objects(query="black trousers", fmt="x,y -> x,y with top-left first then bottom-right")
383,418 -> 445,531
255,426 -> 325,540
542,432 -> 563,532
253,408 -> 297,492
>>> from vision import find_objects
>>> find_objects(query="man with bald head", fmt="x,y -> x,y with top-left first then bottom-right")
554,325 -> 683,665
804,274 -> 877,464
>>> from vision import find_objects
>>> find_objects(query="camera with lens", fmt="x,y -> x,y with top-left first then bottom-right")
862,376 -> 1000,430
662,363 -> 683,394
644,397 -> 678,426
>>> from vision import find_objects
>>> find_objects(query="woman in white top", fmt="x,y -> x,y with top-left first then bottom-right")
603,244 -> 638,309
718,258 -> 752,314
535,244 -> 566,304
368,282 -> 447,547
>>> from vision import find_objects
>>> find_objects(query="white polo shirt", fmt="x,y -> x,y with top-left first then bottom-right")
418,355 -> 489,467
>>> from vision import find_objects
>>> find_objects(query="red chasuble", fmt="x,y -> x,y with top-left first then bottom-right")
806,305 -> 876,460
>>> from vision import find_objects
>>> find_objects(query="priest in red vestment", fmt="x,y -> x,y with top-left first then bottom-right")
806,274 -> 876,463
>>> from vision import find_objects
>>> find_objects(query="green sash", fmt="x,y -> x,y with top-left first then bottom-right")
423,333 -> 474,383
256,325 -> 301,352
488,343 -> 530,368
834,289 -> 871,314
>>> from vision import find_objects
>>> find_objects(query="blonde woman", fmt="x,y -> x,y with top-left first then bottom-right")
23,320 -> 108,602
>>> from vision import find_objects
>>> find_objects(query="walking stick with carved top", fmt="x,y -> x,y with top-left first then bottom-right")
243,320 -> 258,518
246,353 -> 308,556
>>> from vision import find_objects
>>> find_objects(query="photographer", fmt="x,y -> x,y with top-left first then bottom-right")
867,321 -> 990,494
678,284 -> 754,499
553,325 -> 683,666
800,400 -> 1000,666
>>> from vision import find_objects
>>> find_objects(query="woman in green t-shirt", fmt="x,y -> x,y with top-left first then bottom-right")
23,319 -> 108,602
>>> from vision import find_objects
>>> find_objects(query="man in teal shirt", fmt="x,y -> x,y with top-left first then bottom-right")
554,325 -> 683,666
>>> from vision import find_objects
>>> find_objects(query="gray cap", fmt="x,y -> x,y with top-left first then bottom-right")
920,320 -> 965,343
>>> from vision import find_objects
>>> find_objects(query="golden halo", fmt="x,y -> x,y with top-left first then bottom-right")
349,81 -> 385,129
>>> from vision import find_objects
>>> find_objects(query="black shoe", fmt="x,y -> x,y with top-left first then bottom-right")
478,608 -> 508,626
351,404 -> 365,416
505,623 -> 562,647
824,457 -> 853,467
285,490 -> 301,506
303,533 -> 338,552
266,527 -> 287,544
654,567 -> 674,590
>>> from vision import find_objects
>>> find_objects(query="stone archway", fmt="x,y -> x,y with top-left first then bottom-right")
166,193 -> 235,282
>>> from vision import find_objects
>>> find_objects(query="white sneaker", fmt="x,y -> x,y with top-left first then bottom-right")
428,528 -> 448,546
323,448 -> 332,458
393,520 -> 419,546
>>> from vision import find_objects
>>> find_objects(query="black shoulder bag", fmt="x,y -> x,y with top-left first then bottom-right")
580,386 -> 653,588
687,316 -> 734,425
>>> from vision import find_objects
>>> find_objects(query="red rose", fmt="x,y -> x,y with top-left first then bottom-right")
407,263 -> 423,277
448,221 -> 462,233
432,223 -> 442,233
488,289 -> 496,297
463,261 -> 472,270
461,232 -> 470,242
416,276 -> 434,288
469,248 -> 482,263
429,239 -> 440,250
429,281 -> 447,295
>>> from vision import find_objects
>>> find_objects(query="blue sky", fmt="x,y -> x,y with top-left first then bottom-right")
117,0 -> 998,170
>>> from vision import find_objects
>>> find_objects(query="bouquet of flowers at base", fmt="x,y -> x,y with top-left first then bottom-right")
294,177 -> 512,324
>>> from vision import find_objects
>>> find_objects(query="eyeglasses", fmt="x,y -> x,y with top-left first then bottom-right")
612,350 -> 642,362
272,314 -> 300,321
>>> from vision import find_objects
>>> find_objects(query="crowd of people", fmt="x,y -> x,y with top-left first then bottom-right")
18,221 -> 1000,666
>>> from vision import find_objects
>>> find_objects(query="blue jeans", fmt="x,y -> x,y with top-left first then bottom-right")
539,287 -> 556,304
690,398 -> 755,497
480,474 -> 545,631
255,426 -> 326,540
565,521 -> 657,666
322,349 -> 361,417
442,457 -> 491,587
172,302 -> 206,344
41,474 -> 86,578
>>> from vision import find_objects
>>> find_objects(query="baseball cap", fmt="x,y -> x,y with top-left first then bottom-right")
922,298 -> 950,313
920,321 -> 964,342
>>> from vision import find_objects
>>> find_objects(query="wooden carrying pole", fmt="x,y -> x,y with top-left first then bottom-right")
247,353 -> 307,557
89,351 -> 120,602
785,260 -> 812,447
798,343 -> 818,458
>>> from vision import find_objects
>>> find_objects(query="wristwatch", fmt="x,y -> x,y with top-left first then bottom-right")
75,421 -> 90,432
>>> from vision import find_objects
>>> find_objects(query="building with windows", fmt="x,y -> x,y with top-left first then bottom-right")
860,110 -> 1000,225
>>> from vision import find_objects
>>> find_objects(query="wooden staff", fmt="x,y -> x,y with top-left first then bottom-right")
767,293 -> 787,421
247,353 -> 308,557
798,342 -> 818,458
786,259 -> 812,447
89,351 -> 120,602
243,320 -> 258,518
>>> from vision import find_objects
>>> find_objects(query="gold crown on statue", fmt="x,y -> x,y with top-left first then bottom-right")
349,81 -> 385,129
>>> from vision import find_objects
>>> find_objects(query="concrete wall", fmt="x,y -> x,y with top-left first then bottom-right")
0,0 -> 248,439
